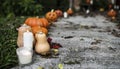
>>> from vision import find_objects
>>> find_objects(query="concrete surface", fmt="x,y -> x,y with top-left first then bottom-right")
12,15 -> 120,69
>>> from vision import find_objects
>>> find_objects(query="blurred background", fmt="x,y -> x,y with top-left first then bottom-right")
0,0 -> 120,17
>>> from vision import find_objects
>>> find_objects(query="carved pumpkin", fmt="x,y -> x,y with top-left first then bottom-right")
35,32 -> 50,55
45,9 -> 58,23
31,26 -> 48,35
39,18 -> 49,28
55,10 -> 63,17
25,17 -> 42,27
67,8 -> 73,15
107,9 -> 117,17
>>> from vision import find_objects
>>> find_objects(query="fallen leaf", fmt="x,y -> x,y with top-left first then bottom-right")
58,63 -> 63,69
37,66 -> 43,69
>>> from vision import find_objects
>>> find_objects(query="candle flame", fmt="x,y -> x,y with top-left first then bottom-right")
26,30 -> 29,32
38,32 -> 43,34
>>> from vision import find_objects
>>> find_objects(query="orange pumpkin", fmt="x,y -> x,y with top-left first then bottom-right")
32,26 -> 48,35
55,9 -> 63,17
86,0 -> 91,4
67,8 -> 73,15
41,27 -> 48,35
39,18 -> 49,28
25,17 -> 42,27
107,9 -> 117,17
45,9 -> 58,23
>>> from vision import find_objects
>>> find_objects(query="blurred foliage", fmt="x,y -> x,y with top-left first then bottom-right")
0,0 -> 110,17
0,0 -> 43,17
93,0 -> 109,10
0,0 -> 70,17
0,16 -> 27,69
37,0 -> 69,13
81,0 -> 109,10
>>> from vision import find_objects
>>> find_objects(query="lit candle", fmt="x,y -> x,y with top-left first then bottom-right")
16,47 -> 33,64
64,12 -> 68,18
90,0 -> 93,5
17,24 -> 31,47
116,5 -> 119,10
114,5 -> 117,9
86,9 -> 90,14
111,0 -> 115,4
23,30 -> 34,50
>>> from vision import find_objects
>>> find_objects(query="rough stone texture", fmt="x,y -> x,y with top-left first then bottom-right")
12,15 -> 120,69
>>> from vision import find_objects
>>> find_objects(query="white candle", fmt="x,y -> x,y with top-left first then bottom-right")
64,12 -> 68,18
86,9 -> 90,14
23,30 -> 34,50
116,5 -> 119,10
114,5 -> 117,9
90,0 -> 93,5
16,47 -> 33,64
111,0 -> 115,4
